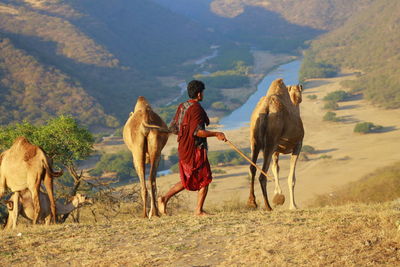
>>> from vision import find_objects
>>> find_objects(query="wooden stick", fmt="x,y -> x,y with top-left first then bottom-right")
226,140 -> 271,180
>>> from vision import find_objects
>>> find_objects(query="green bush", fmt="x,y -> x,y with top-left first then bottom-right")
323,111 -> 340,122
323,100 -> 339,110
211,101 -> 228,110
199,75 -> 249,89
307,94 -> 317,100
89,151 -> 137,181
208,149 -> 248,166
323,90 -> 350,102
353,122 -> 383,134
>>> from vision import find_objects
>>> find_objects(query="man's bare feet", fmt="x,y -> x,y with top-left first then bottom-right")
158,196 -> 167,215
194,210 -> 211,216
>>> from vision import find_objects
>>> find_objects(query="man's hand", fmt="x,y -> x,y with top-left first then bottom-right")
215,132 -> 227,142
196,130 -> 227,141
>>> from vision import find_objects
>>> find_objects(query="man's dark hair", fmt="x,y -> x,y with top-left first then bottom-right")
187,80 -> 205,99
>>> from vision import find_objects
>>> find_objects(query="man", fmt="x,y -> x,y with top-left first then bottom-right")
158,80 -> 226,216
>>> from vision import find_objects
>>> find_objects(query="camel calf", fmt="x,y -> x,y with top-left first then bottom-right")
4,190 -> 91,230
0,137 -> 63,224
123,96 -> 169,218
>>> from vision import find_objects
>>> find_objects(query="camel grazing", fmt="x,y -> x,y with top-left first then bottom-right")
4,190 -> 91,230
123,96 -> 169,218
248,79 -> 304,211
0,137 -> 63,223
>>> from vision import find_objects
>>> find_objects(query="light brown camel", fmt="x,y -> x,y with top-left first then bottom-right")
0,137 -> 63,223
123,96 -> 169,218
4,190 -> 91,230
248,79 -> 304,211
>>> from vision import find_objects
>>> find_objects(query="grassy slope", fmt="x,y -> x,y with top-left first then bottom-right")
301,0 -> 400,108
1,202 -> 399,266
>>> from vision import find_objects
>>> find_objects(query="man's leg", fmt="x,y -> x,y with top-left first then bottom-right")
195,185 -> 209,216
158,181 -> 184,215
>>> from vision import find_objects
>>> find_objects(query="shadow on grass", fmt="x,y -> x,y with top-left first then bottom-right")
374,126 -> 397,133
339,104 -> 359,110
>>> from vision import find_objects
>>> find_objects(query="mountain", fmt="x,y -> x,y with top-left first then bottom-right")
300,0 -> 400,108
0,0 -> 215,129
209,0 -> 375,30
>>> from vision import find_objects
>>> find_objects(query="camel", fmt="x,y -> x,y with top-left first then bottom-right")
4,190 -> 91,230
0,137 -> 63,224
248,79 -> 304,211
123,96 -> 169,218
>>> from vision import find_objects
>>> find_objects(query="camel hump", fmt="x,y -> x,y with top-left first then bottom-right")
267,78 -> 287,97
12,136 -> 38,162
268,95 -> 285,113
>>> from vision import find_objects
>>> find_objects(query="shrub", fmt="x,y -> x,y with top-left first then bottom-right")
89,151 -> 137,181
323,112 -> 340,122
307,94 -> 317,100
354,122 -> 383,134
211,101 -> 228,110
323,100 -> 339,110
323,90 -> 350,102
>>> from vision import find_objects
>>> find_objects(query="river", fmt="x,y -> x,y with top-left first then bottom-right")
219,59 -> 302,130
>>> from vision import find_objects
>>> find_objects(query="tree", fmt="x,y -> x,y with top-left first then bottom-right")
0,115 -> 94,199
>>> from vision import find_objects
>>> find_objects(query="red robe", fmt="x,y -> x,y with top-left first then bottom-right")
170,100 -> 212,191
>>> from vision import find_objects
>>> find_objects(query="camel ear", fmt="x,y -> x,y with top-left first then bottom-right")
299,84 -> 303,91
6,200 -> 13,210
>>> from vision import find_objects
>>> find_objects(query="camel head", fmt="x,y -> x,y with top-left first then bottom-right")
134,96 -> 151,113
288,85 -> 303,105
71,193 -> 92,208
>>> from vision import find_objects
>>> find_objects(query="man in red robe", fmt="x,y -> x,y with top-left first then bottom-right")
158,80 -> 226,216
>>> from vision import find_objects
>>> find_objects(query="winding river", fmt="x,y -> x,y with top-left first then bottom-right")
219,59 -> 302,130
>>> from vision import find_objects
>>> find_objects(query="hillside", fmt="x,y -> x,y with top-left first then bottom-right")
300,0 -> 400,109
1,202 -> 399,265
209,0 -> 375,30
0,0 -> 215,129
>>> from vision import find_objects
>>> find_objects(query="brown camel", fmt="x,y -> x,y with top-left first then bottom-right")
248,79 -> 304,211
123,96 -> 169,218
0,137 -> 63,223
4,190 -> 91,230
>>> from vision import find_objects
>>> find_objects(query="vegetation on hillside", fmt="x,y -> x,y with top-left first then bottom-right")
300,0 -> 400,108
309,161 -> 400,207
353,122 -> 383,134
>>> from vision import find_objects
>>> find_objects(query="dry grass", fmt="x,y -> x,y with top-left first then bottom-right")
1,201 -> 400,266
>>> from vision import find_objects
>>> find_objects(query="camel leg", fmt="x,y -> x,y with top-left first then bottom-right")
259,149 -> 274,211
132,150 -> 148,218
271,152 -> 285,206
148,154 -> 161,218
43,172 -> 56,223
271,152 -> 282,195
288,143 -> 302,210
247,145 -> 260,208
29,174 -> 42,224
5,192 -> 19,230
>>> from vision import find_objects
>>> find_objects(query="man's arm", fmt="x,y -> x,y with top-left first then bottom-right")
196,129 -> 226,142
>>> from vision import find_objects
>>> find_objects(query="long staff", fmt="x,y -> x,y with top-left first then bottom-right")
226,139 -> 271,180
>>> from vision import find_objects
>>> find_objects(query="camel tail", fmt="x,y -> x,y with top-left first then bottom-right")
142,109 -> 171,133
0,153 -> 5,198
42,158 -> 63,178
